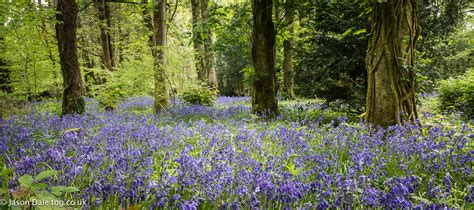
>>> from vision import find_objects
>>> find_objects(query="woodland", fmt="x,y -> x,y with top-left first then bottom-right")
0,0 -> 473,209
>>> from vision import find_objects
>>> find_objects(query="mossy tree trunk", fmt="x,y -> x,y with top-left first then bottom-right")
365,0 -> 420,126
201,0 -> 217,92
251,0 -> 278,117
283,6 -> 295,99
141,0 -> 154,46
0,57 -> 11,93
191,0 -> 206,84
56,0 -> 85,115
0,35 -> 12,93
95,0 -> 115,71
152,0 -> 168,112
142,0 -> 168,112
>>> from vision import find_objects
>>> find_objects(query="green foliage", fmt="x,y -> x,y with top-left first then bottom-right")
1,2 -> 61,99
0,163 -> 13,202
294,0 -> 472,109
279,99 -> 359,124
416,28 -> 474,92
438,69 -> 474,119
181,88 -> 216,106
94,82 -> 126,111
214,3 -> 252,96
295,0 -> 368,109
13,169 -> 80,207
419,0 -> 470,40
283,106 -> 358,125
416,0 -> 473,92
241,67 -> 254,95
34,170 -> 59,181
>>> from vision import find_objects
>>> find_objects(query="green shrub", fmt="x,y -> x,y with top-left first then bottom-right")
95,83 -> 126,111
181,88 -> 216,106
438,68 -> 473,119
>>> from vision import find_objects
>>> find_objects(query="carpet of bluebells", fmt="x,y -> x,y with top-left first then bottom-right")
1,96 -> 473,209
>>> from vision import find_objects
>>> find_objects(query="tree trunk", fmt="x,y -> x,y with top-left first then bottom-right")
56,0 -> 85,115
201,0 -> 217,92
95,0 -> 115,71
152,0 -> 168,111
191,0 -> 206,84
365,0 -> 420,126
0,34 -> 12,93
82,52 -> 98,95
142,0 -> 154,48
0,58 -> 11,93
251,0 -> 278,117
141,0 -> 168,111
117,23 -> 127,64
283,7 -> 295,99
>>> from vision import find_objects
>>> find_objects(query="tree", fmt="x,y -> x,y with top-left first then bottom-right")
95,0 -> 116,71
251,0 -> 278,116
56,0 -> 85,115
142,0 -> 168,112
282,4 -> 295,99
0,27 -> 11,93
365,0 -> 420,126
201,0 -> 217,92
191,0 -> 206,83
0,4 -> 9,93
0,55 -> 10,93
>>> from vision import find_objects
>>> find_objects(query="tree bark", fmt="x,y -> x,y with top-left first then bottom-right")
283,7 -> 295,99
365,0 -> 420,126
117,23 -> 127,64
141,0 -> 168,112
56,0 -> 85,115
191,0 -> 206,84
0,32 -> 12,93
201,0 -> 217,92
95,0 -> 115,71
0,58 -> 11,93
251,0 -> 278,117
152,0 -> 168,111
142,0 -> 154,48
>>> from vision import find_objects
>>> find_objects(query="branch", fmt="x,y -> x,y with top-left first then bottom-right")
79,1 -> 94,12
78,46 -> 102,58
104,0 -> 141,4
169,0 -> 179,23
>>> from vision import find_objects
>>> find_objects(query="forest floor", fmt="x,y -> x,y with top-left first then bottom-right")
1,96 -> 473,209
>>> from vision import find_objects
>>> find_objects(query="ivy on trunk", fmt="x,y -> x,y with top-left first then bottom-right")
365,0 -> 420,126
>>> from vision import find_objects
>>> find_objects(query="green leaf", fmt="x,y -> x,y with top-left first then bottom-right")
412,195 -> 432,204
286,163 -> 295,172
62,186 -> 80,193
285,163 -> 302,176
50,186 -> 64,196
18,175 -> 34,187
35,170 -> 58,181
292,167 -> 303,176
341,28 -> 353,38
0,167 -> 13,176
35,190 -> 56,199
31,182 -> 48,190
353,29 -> 367,36
50,186 -> 80,193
